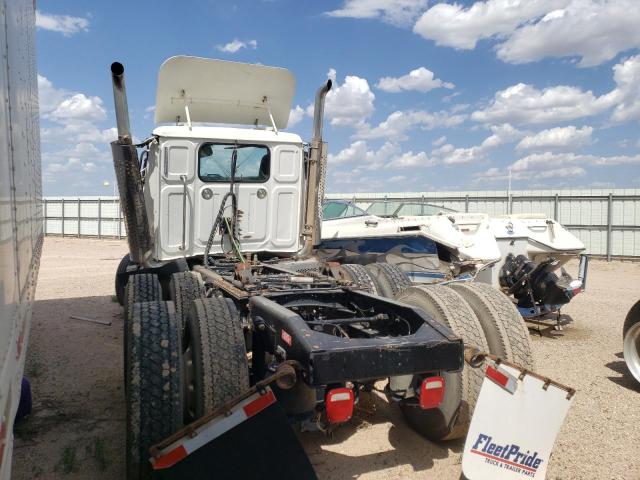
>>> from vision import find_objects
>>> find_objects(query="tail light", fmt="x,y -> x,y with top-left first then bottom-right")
570,279 -> 583,296
325,387 -> 354,423
420,376 -> 445,409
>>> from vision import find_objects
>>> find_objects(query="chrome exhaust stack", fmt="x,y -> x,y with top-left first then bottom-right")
297,79 -> 332,258
110,62 -> 153,264
110,62 -> 132,143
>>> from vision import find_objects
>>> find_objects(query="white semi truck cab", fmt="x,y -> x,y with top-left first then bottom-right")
144,57 -> 310,261
146,125 -> 304,260
112,56 -> 323,266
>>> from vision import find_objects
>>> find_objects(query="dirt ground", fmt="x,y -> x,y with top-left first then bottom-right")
11,237 -> 640,479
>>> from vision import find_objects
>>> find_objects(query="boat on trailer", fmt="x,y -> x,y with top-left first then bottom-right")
319,200 -> 501,282
321,200 -> 588,326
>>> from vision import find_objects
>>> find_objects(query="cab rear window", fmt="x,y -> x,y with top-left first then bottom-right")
198,143 -> 270,182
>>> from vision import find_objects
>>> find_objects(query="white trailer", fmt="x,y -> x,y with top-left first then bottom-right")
0,0 -> 43,477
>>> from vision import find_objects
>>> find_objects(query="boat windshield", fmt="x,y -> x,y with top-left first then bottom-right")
365,201 -> 457,217
322,201 -> 367,220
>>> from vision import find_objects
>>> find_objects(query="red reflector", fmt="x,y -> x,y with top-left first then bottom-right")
420,376 -> 445,409
486,365 -> 509,387
485,365 -> 518,394
325,387 -> 354,424
153,445 -> 188,470
243,389 -> 276,418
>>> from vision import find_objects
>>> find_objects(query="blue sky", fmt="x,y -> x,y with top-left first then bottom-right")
36,0 -> 640,195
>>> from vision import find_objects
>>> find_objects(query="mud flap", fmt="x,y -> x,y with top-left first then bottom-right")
151,387 -> 317,480
462,362 -> 575,480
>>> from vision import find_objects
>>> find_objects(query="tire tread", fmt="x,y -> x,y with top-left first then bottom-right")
395,285 -> 488,440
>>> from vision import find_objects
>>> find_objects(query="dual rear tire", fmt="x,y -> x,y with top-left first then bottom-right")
125,274 -> 248,479
394,282 -> 534,441
338,262 -> 411,298
125,300 -> 182,480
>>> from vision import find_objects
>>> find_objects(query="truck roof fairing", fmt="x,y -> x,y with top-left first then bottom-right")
155,56 -> 296,129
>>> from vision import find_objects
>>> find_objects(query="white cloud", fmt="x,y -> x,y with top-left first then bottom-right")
215,39 -> 258,53
38,74 -> 106,123
325,0 -> 428,27
475,165 -> 586,183
328,140 -> 397,168
51,93 -> 106,121
333,0 -> 640,68
38,74 -> 113,191
288,105 -> 305,127
497,0 -> 640,67
389,175 -> 408,183
471,83 -> 608,125
307,71 -> 375,127
516,125 -> 593,150
355,109 -> 466,140
328,140 -> 432,182
431,143 -> 454,157
376,67 -> 454,93
607,55 -> 640,123
46,157 -> 96,175
510,151 -> 640,174
473,54 -> 640,126
413,0 -> 565,50
36,10 -> 90,36
480,123 -> 523,148
434,123 -> 522,165
38,74 -> 67,114
432,135 -> 447,146
386,150 -> 434,169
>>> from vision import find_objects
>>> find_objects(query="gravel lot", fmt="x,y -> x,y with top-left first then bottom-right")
12,237 -> 640,479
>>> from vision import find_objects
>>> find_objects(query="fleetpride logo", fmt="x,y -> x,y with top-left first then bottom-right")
470,434 -> 543,477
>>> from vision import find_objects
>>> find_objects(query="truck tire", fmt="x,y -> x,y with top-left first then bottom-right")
623,299 -> 640,383
125,274 -> 162,325
365,262 -> 412,298
169,271 -> 205,331
115,254 -> 132,305
183,297 -> 250,421
126,301 -> 182,480
395,285 -> 489,441
124,274 -> 162,378
338,264 -> 380,295
448,282 -> 534,369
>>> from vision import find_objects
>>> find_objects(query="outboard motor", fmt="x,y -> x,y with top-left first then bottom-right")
499,254 -> 583,310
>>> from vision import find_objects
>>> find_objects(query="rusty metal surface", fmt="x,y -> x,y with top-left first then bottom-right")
463,346 -> 576,398
192,264 -> 249,299
149,361 -> 298,457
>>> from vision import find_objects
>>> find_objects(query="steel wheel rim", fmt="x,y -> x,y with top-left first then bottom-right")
623,322 -> 640,384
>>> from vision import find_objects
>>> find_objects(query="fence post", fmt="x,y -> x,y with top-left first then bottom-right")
465,195 -> 469,213
118,198 -> 122,239
554,193 -> 559,221
77,197 -> 81,238
43,198 -> 47,235
98,198 -> 102,239
606,193 -> 613,262
61,198 -> 65,237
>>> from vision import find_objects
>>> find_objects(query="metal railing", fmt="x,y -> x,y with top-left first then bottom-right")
43,190 -> 640,260
43,197 -> 124,239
